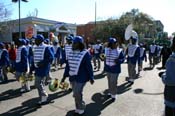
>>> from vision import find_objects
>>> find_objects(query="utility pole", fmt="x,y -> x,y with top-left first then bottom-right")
12,0 -> 28,38
95,2 -> 97,27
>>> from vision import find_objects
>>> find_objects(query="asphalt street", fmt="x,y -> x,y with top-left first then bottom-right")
0,61 -> 165,116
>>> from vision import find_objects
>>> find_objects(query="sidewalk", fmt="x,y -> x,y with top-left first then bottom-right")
0,61 -> 164,116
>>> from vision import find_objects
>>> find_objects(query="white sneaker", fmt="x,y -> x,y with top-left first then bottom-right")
41,96 -> 48,102
38,96 -> 48,105
20,88 -> 25,93
75,109 -> 84,115
111,94 -> 117,99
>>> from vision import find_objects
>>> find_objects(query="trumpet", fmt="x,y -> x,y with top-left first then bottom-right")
100,53 -> 106,61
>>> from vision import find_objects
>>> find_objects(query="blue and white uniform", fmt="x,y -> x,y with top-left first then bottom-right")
149,44 -> 157,67
33,42 -> 54,103
93,43 -> 102,70
0,45 -> 10,82
65,44 -> 72,60
63,36 -> 94,115
162,52 -> 175,109
127,43 -> 140,82
15,41 -> 30,92
104,47 -> 125,98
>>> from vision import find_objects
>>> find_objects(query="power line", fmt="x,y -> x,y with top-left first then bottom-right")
0,3 -> 14,8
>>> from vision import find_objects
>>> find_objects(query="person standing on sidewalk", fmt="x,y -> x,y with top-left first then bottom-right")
15,39 -> 30,92
161,37 -> 175,116
33,34 -> 54,105
126,37 -> 140,84
63,36 -> 94,115
104,37 -> 125,101
0,42 -> 10,83
8,44 -> 16,73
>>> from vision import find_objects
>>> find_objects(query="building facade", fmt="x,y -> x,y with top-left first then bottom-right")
0,17 -> 76,43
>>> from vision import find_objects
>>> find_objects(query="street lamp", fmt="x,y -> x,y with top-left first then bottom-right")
12,0 -> 28,38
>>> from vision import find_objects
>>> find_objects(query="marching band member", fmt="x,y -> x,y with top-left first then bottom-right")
33,34 -> 54,105
25,39 -> 34,77
63,36 -> 94,115
44,39 -> 54,85
161,36 -> 175,116
61,35 -> 74,90
64,35 -> 73,61
138,43 -> 147,76
15,39 -> 30,92
126,37 -> 140,84
149,42 -> 157,68
0,42 -> 10,83
52,41 -> 61,70
93,40 -> 102,71
104,38 -> 125,101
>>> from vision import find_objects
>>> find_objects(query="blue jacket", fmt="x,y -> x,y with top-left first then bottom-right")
15,47 -> 28,72
162,53 -> 175,86
127,46 -> 141,65
104,50 -> 125,73
34,47 -> 54,77
0,49 -> 10,67
63,52 -> 94,83
140,48 -> 147,61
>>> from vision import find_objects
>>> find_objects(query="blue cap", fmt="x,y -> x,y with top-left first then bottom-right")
35,34 -> 44,41
73,36 -> 84,43
25,39 -> 30,45
0,42 -> 4,48
108,37 -> 117,43
131,36 -> 137,40
66,35 -> 73,41
19,38 -> 26,45
44,39 -> 50,44
139,43 -> 143,46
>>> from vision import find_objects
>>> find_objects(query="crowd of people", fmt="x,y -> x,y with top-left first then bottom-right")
0,34 -> 174,115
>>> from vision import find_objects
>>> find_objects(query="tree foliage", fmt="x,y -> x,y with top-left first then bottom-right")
92,8 -> 157,44
0,2 -> 13,41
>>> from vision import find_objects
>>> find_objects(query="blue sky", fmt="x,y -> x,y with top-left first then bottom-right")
1,0 -> 175,36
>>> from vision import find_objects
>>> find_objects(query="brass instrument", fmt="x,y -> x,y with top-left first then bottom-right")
49,78 -> 69,92
28,74 -> 35,81
49,78 -> 60,92
59,82 -> 69,90
100,53 -> 106,61
19,73 -> 26,83
125,24 -> 138,41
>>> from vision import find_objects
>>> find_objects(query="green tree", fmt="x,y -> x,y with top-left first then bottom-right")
0,2 -> 13,41
92,8 -> 157,44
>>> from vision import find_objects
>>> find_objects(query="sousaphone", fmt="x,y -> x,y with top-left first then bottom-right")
125,24 -> 138,40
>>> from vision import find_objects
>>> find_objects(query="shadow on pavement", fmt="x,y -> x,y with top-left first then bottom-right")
0,85 -> 36,102
156,66 -> 165,70
0,79 -> 16,85
94,72 -> 107,80
0,88 -> 22,102
143,66 -> 154,71
133,88 -> 163,95
48,89 -> 72,101
66,92 -> 114,116
0,98 -> 41,116
117,82 -> 132,94
0,90 -> 72,116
